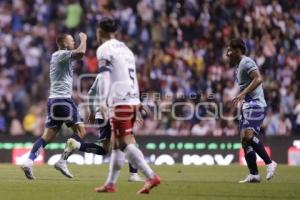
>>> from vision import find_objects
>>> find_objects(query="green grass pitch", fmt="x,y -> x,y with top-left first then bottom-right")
0,164 -> 299,200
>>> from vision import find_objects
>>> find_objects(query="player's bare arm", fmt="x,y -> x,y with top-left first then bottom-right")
72,32 -> 87,60
87,87 -> 96,124
98,71 -> 111,119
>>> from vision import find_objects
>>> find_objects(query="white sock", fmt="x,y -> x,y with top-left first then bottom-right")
24,158 -> 34,166
57,159 -> 66,164
73,139 -> 81,150
124,144 -> 155,179
105,149 -> 125,185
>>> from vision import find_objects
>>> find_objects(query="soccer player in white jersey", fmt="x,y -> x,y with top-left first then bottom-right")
21,33 -> 88,179
65,72 -> 144,182
92,17 -> 161,194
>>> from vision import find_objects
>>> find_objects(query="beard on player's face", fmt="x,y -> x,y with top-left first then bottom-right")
227,48 -> 240,66
229,55 -> 239,66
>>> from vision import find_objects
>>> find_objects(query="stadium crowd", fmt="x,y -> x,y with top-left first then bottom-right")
0,0 -> 299,137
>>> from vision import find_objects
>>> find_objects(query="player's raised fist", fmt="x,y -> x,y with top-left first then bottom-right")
79,32 -> 87,40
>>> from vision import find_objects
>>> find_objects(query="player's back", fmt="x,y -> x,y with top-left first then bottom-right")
97,39 -> 140,106
49,50 -> 73,99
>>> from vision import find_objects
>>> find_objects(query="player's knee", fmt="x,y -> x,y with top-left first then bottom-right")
241,129 -> 254,146
41,134 -> 51,143
242,129 -> 254,141
102,140 -> 110,154
118,140 -> 127,151
42,128 -> 57,142
73,124 -> 86,138
118,135 -> 135,151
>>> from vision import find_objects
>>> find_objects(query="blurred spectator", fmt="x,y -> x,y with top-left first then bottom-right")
264,111 -> 292,136
139,118 -> 158,135
85,49 -> 98,73
25,41 -> 42,83
0,114 -> 6,133
277,112 -> 292,136
280,86 -> 294,116
293,99 -> 300,134
9,112 -> 23,136
223,120 -> 238,137
178,121 -> 191,136
65,0 -> 83,31
263,108 -> 276,136
23,112 -> 37,132
166,121 -> 179,136
22,105 -> 44,136
212,120 -> 223,137
191,121 -> 210,136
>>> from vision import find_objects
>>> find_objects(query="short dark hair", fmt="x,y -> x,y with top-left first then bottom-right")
98,17 -> 118,33
229,38 -> 247,54
56,34 -> 68,47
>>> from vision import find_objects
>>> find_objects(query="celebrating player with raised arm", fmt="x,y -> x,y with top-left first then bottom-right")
92,17 -> 160,194
226,39 -> 277,183
21,33 -> 89,179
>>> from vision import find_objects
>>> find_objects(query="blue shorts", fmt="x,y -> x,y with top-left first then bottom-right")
45,98 -> 83,128
239,107 -> 266,134
96,119 -> 111,141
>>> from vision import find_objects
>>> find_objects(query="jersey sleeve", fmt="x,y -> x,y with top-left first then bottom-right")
97,71 -> 111,105
244,58 -> 258,75
56,50 -> 73,63
96,45 -> 113,72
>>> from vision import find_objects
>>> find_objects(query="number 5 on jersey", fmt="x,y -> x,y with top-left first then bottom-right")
128,68 -> 135,84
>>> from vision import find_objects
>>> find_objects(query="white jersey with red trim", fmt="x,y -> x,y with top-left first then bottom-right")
96,39 -> 140,107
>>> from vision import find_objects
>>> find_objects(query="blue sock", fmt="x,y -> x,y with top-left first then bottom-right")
71,133 -> 84,143
70,132 -> 106,155
249,136 -> 272,165
29,138 -> 47,161
129,163 -> 138,173
243,145 -> 258,175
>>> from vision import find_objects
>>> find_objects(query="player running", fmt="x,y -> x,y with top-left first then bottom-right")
21,33 -> 91,179
90,17 -> 160,194
226,39 -> 277,183
64,71 -> 144,182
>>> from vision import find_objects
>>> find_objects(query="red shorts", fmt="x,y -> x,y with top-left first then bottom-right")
110,105 -> 139,138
